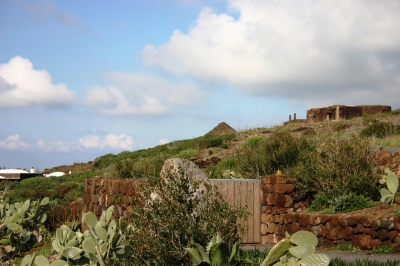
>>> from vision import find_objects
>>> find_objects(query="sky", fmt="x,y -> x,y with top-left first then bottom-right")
1,0 -> 400,171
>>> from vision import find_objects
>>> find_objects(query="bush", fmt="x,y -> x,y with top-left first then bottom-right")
289,133 -> 380,201
206,157 -> 237,179
127,168 -> 247,265
113,154 -> 169,178
308,192 -> 376,213
361,121 -> 399,138
178,149 -> 197,159
235,131 -> 311,178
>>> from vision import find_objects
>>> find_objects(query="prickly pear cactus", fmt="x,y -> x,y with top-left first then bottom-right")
0,197 -> 50,258
261,230 -> 330,266
380,168 -> 399,205
185,234 -> 244,266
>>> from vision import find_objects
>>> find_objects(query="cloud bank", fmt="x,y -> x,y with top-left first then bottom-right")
142,0 -> 400,106
0,56 -> 76,109
0,135 -> 29,150
78,134 -> 134,150
85,72 -> 205,115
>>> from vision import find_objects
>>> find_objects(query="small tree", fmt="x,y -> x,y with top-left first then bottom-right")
126,167 -> 247,265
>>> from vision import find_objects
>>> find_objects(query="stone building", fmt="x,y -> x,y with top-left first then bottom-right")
307,105 -> 391,122
285,105 -> 391,125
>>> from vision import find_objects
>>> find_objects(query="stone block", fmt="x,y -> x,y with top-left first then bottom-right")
348,215 -> 362,227
267,223 -> 275,234
299,214 -> 310,227
330,216 -> 340,227
363,228 -> 378,238
284,213 -> 299,224
388,230 -> 400,241
377,229 -> 389,241
261,213 -> 269,224
262,175 -> 287,184
381,217 -> 394,230
359,216 -> 373,228
261,223 -> 268,235
273,184 -> 295,194
337,227 -> 353,241
320,215 -> 331,224
394,216 -> 400,230
266,193 -> 293,207
371,219 -> 381,231
354,223 -> 365,234
262,184 -> 273,193
370,239 -> 381,248
261,234 -> 275,244
338,215 -> 348,227
273,224 -> 283,235
351,235 -> 372,250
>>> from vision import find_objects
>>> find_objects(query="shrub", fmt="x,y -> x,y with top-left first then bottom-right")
289,132 -> 380,201
309,192 -> 376,213
127,168 -> 247,265
206,157 -> 237,179
361,121 -> 399,138
113,154 -> 169,179
222,143 -> 229,149
235,131 -> 311,178
178,149 -> 197,159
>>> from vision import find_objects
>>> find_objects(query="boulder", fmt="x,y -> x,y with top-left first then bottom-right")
157,158 -> 211,213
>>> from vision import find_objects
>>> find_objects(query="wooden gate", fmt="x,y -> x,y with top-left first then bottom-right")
211,179 -> 261,244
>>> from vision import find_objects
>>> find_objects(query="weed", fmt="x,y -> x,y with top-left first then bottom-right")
331,243 -> 361,251
368,244 -> 395,254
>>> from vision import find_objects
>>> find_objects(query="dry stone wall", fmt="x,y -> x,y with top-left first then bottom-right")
261,175 -> 400,251
82,177 -> 146,219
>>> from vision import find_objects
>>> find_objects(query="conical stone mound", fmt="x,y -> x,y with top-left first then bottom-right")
205,122 -> 237,136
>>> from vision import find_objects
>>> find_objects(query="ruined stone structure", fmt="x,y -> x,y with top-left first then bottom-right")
307,105 -> 391,122
285,105 -> 391,125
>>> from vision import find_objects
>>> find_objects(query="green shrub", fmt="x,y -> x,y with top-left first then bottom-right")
206,157 -> 237,179
127,168 -> 247,265
391,109 -> 400,116
221,143 -> 229,149
113,154 -> 169,179
290,133 -> 380,201
178,149 -> 197,159
235,131 -> 311,178
326,193 -> 376,214
361,121 -> 399,138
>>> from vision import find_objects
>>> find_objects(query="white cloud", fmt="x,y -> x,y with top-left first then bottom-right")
37,134 -> 134,152
85,72 -> 205,115
0,56 -> 76,109
158,138 -> 170,145
37,139 -> 78,152
78,134 -> 134,150
142,0 -> 400,106
0,135 -> 29,150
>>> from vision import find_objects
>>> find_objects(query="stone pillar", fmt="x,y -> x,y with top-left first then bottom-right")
294,113 -> 297,120
289,115 -> 292,121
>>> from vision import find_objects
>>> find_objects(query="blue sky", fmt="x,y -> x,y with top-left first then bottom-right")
1,0 -> 400,171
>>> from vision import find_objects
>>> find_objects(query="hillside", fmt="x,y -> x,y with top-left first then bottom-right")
43,110 -> 400,178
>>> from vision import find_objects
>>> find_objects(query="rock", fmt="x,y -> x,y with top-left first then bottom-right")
158,158 -> 211,212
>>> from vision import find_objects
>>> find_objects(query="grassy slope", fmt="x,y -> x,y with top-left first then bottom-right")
3,110 -> 400,206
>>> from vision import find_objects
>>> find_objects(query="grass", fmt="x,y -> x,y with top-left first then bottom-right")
331,243 -> 361,251
367,244 -> 395,254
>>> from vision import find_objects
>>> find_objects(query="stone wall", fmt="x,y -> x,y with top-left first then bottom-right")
305,105 -> 391,123
260,175 -> 400,250
82,177 -> 146,218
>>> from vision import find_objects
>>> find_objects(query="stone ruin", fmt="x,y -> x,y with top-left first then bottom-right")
285,105 -> 391,125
